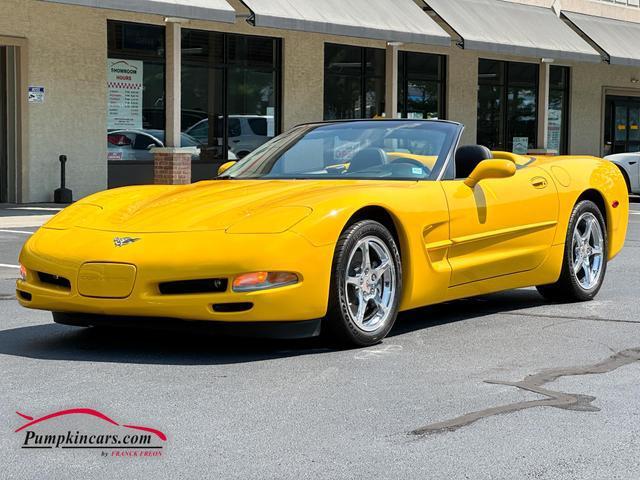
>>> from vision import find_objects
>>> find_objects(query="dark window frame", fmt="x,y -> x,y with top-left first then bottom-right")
180,29 -> 283,163
107,20 -> 167,136
549,65 -> 570,155
477,59 -> 539,152
398,51 -> 447,120
604,94 -> 640,155
0,47 -> 7,202
323,43 -> 386,120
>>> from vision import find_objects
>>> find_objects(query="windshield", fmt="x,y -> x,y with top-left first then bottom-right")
221,120 -> 461,180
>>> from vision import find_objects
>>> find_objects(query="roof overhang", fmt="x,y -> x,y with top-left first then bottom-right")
240,0 -> 451,46
40,0 -> 236,23
563,11 -> 640,67
423,0 -> 601,63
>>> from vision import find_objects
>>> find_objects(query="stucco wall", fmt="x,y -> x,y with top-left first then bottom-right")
2,0 -> 640,201
1,0 -> 109,202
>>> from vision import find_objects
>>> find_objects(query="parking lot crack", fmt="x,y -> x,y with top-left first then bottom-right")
504,311 -> 640,325
411,348 -> 640,436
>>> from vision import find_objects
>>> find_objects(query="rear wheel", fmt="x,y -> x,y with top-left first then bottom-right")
324,220 -> 402,347
537,200 -> 607,302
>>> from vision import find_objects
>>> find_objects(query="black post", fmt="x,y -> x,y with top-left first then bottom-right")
54,155 -> 72,204
60,155 -> 66,189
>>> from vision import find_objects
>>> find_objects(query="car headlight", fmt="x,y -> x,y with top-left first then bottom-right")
232,272 -> 299,292
43,204 -> 103,230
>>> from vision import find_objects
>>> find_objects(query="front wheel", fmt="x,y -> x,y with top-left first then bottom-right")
537,200 -> 607,302
324,220 -> 402,347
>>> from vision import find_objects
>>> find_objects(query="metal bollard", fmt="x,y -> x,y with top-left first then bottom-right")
54,155 -> 73,204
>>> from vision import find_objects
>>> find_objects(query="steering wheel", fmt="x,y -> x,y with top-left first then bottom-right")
386,156 -> 432,177
387,157 -> 426,169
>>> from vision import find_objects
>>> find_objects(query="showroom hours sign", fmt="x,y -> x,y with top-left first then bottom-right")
107,59 -> 143,130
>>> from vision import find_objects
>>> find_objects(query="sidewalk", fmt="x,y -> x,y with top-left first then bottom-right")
0,204 -> 66,228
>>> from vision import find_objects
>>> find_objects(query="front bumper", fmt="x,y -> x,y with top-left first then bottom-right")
17,227 -> 334,323
52,312 -> 322,339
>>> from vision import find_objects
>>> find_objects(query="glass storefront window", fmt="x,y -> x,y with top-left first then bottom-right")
107,22 -> 165,133
477,59 -> 539,153
398,52 -> 446,120
548,66 -> 570,154
324,44 -> 385,120
107,21 -> 166,187
604,95 -> 640,155
182,30 -> 281,169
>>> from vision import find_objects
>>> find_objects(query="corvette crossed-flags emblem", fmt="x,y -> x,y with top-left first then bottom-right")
113,237 -> 141,248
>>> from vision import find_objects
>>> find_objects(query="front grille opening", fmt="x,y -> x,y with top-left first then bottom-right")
37,272 -> 71,290
212,302 -> 253,313
17,290 -> 32,301
159,278 -> 228,295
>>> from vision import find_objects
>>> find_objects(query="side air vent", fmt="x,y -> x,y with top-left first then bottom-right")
159,278 -> 228,295
37,272 -> 71,290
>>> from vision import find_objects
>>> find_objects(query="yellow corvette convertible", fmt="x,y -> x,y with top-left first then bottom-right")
17,120 -> 628,346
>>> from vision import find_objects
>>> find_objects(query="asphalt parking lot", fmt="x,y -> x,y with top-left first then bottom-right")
1,201 -> 639,479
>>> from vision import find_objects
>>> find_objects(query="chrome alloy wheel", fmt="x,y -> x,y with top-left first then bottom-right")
571,212 -> 605,290
344,236 -> 397,332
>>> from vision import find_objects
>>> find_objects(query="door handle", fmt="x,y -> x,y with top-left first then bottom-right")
530,177 -> 548,189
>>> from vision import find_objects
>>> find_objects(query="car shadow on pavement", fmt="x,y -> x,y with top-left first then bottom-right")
0,289 -> 547,366
390,288 -> 547,337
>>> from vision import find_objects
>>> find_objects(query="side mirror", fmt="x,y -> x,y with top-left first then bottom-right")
217,161 -> 237,176
464,159 -> 516,188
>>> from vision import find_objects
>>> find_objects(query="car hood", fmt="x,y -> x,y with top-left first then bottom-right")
45,180 -> 397,234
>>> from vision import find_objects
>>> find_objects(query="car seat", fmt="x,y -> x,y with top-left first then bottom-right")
455,145 -> 493,179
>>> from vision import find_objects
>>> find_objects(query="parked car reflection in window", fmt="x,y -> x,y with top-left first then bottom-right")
186,115 -> 274,159
107,130 -> 204,162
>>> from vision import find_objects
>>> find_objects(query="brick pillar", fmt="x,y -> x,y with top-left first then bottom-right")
151,148 -> 193,185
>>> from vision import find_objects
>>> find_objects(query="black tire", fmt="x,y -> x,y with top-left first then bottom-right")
52,312 -> 91,327
324,220 -> 402,347
536,200 -> 608,302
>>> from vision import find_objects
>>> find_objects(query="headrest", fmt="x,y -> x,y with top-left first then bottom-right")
455,145 -> 493,178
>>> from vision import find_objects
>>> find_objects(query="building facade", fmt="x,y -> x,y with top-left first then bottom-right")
1,0 -> 640,203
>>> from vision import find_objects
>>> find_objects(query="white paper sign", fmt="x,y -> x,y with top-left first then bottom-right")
512,137 -> 529,155
107,58 -> 143,130
28,86 -> 45,104
547,109 -> 562,153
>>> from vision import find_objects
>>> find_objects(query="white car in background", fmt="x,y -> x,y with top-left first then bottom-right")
107,129 -> 237,162
108,130 -> 202,162
606,153 -> 640,195
186,115 -> 274,159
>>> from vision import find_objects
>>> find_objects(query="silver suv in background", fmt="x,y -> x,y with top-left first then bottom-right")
186,115 -> 275,159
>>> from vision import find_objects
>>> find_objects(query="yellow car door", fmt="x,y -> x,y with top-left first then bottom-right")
440,166 -> 559,286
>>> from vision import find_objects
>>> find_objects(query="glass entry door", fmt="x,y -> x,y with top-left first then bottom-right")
604,96 -> 640,155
